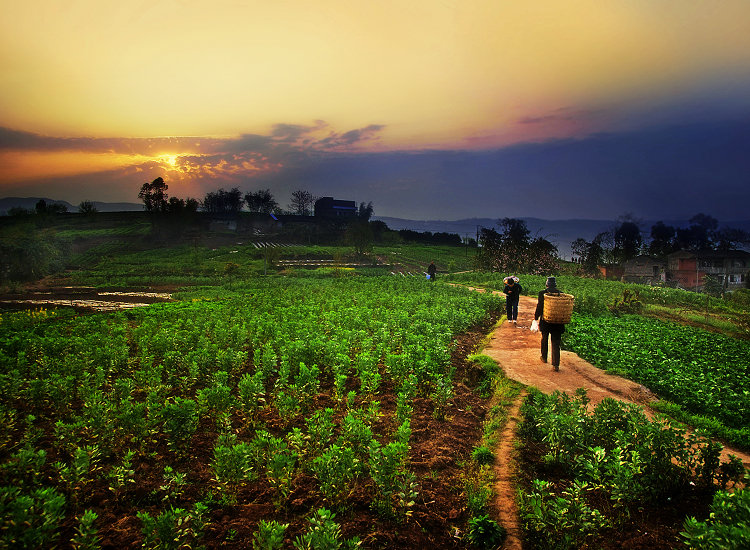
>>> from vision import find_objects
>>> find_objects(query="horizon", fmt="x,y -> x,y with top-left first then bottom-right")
2,1 -> 749,220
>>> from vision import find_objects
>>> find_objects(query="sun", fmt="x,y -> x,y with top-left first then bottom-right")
158,153 -> 178,167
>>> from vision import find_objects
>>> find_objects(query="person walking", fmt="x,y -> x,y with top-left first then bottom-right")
534,276 -> 565,371
503,276 -> 522,324
427,261 -> 437,282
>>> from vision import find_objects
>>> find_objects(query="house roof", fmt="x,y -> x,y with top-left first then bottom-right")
667,249 -> 750,259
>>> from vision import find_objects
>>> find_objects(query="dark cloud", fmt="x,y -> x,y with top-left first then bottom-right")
2,117 -> 748,223
244,117 -> 750,221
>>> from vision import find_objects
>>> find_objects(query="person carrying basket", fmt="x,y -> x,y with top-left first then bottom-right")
532,277 -> 574,371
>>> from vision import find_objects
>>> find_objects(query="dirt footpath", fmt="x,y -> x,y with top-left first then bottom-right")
471,291 -> 750,550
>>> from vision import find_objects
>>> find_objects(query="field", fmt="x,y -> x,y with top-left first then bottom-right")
1,215 -> 749,549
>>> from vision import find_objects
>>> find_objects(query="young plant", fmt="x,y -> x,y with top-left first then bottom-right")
292,508 -> 360,550
252,519 -> 288,550
70,509 -> 101,550
312,445 -> 359,505
161,397 -> 199,455
466,514 -> 506,549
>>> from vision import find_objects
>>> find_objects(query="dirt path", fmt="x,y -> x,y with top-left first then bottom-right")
470,290 -> 750,550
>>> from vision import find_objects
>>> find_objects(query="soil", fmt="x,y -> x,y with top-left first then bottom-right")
476,291 -> 750,550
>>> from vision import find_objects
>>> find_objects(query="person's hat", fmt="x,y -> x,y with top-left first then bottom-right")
546,276 -> 557,287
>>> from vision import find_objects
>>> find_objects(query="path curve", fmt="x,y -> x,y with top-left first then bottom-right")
464,289 -> 750,550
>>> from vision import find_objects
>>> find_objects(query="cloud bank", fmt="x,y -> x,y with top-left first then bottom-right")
0,114 -> 748,222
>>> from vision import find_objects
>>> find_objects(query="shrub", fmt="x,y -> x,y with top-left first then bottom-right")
471,445 -> 495,466
466,514 -> 506,549
681,486 -> 750,549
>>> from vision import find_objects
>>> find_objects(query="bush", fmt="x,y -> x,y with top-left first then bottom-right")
681,486 -> 750,549
466,514 -> 506,549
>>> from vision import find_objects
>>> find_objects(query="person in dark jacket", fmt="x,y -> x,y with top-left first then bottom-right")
427,261 -> 437,281
503,276 -> 522,324
534,276 -> 565,371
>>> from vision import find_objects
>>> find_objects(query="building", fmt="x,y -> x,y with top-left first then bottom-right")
314,197 -> 357,219
667,250 -> 750,290
622,255 -> 666,285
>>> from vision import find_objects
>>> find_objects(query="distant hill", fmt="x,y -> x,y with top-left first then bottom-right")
374,216 -> 750,259
0,197 -> 143,215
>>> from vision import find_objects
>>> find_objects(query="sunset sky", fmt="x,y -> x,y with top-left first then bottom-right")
2,0 -> 749,221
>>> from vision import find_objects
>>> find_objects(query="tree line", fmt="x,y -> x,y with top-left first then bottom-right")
571,213 -> 750,275
137,178 -> 327,217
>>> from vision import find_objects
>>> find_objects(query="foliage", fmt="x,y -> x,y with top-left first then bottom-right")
292,508 -> 361,550
0,223 -> 71,282
475,219 -> 559,274
252,519 -> 288,550
139,177 -> 169,213
517,389 -> 749,548
566,313 -> 750,446
202,187 -> 244,214
681,484 -> 750,549
608,289 -> 642,315
466,514 -> 506,549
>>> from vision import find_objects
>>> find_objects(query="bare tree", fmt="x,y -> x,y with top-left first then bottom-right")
289,189 -> 316,216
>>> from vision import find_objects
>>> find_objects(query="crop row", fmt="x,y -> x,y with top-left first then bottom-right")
0,277 -> 501,547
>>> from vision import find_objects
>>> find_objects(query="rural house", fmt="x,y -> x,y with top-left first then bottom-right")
314,197 -> 357,218
621,255 -> 666,284
667,249 -> 750,290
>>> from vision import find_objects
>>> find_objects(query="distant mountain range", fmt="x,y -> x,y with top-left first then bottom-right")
0,197 -> 142,215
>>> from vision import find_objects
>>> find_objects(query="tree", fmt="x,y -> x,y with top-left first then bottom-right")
713,227 -> 750,251
289,190 -> 316,216
77,201 -> 98,215
357,202 -> 374,222
571,234 -> 605,275
345,221 -> 374,256
202,187 -> 243,214
35,199 -> 67,215
613,220 -> 642,262
476,218 -> 559,274
138,177 -> 169,213
648,221 -> 676,257
245,189 -> 278,214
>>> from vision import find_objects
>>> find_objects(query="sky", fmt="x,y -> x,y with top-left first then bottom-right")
1,0 -> 749,221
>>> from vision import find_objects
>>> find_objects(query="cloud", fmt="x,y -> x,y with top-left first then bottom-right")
1,116 -> 748,223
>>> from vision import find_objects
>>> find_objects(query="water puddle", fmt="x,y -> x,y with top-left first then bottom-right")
0,288 -> 173,312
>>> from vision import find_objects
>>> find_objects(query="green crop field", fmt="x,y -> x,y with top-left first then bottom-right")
1,215 -> 749,548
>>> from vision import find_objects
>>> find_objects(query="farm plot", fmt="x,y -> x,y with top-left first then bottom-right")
565,313 -> 750,449
0,278 -> 503,548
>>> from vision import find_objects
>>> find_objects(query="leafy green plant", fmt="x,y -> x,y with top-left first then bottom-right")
161,398 -> 199,454
471,445 -> 495,466
519,479 -> 609,550
312,445 -> 359,505
70,509 -> 101,550
681,485 -> 750,550
137,504 -> 208,550
466,514 -> 506,549
252,519 -> 289,550
0,485 -> 66,549
292,508 -> 361,550
107,449 -> 136,494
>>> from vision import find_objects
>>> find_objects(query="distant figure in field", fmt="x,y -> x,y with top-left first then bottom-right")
427,261 -> 437,281
534,276 -> 565,371
502,276 -> 522,324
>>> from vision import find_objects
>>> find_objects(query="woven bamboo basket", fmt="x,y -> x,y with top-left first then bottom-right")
542,293 -> 575,324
